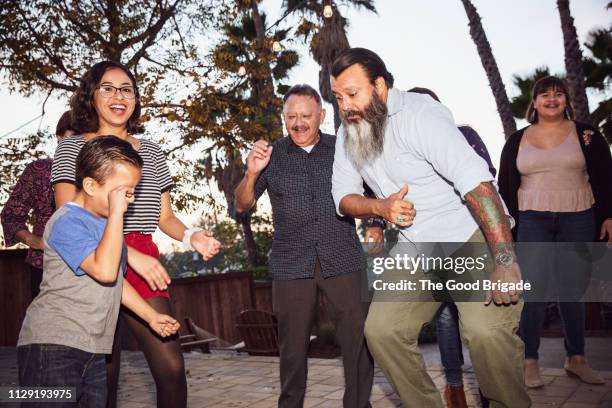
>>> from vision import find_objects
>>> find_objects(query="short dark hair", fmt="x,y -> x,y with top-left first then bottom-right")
75,135 -> 143,191
283,84 -> 322,106
331,48 -> 394,88
526,76 -> 575,124
70,61 -> 144,135
55,111 -> 74,137
408,87 -> 440,102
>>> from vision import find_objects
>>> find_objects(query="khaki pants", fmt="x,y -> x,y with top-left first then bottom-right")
364,230 -> 531,408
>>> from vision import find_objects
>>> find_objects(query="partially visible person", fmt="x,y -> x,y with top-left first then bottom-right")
18,136 -> 180,408
51,61 -> 220,408
1,111 -> 75,299
409,87 -> 496,408
499,75 -> 612,388
408,87 -> 496,178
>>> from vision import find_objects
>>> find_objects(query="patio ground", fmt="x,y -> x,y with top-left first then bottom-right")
1,338 -> 611,407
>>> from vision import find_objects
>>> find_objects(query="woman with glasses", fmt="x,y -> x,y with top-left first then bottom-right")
52,60 -> 221,408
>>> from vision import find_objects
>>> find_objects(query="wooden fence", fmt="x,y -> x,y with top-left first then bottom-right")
2,249 -> 609,348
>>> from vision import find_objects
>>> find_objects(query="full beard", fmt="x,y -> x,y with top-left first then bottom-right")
341,91 -> 388,168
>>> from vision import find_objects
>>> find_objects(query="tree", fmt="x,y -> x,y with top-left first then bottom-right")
284,0 -> 376,130
163,2 -> 299,268
557,0 -> 591,123
0,0 -> 217,210
0,0 -> 204,98
459,0 -> 516,139
583,24 -> 612,144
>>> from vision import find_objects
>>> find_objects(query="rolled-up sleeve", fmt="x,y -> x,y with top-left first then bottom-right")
332,128 -> 365,216
413,104 -> 494,197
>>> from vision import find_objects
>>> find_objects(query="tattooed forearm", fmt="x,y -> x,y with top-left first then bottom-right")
464,182 -> 515,260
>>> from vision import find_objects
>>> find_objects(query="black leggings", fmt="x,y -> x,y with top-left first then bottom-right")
106,296 -> 186,408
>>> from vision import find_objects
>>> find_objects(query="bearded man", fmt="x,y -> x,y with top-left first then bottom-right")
330,48 -> 531,408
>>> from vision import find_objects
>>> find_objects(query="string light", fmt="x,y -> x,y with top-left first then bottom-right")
162,107 -> 170,115
238,65 -> 247,76
323,4 -> 333,18
185,99 -> 193,107
272,41 -> 282,52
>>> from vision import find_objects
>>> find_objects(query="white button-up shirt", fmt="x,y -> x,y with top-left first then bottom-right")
332,88 -> 495,243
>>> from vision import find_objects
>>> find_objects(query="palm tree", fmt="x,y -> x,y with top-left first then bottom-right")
557,0 -> 591,124
459,0 -> 516,139
583,24 -> 612,144
284,0 -> 376,130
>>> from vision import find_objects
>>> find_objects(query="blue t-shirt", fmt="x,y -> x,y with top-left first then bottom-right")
47,203 -> 125,276
18,203 -> 127,354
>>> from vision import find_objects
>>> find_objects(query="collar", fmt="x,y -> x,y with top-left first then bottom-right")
386,87 -> 402,116
287,131 -> 332,153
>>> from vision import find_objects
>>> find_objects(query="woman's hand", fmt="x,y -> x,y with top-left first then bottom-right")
191,230 -> 221,260
600,218 -> 612,246
149,314 -> 180,338
127,247 -> 171,291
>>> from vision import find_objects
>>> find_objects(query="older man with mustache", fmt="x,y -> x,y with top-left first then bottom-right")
234,84 -> 375,408
330,48 -> 530,408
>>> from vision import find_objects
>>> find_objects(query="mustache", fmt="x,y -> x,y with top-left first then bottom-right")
291,125 -> 310,132
342,110 -> 364,120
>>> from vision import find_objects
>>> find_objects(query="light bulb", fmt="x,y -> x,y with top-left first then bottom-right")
323,4 -> 333,18
272,41 -> 282,52
185,99 -> 193,107
162,107 -> 170,115
238,65 -> 247,76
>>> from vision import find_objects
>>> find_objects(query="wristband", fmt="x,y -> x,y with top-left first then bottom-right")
182,227 -> 203,251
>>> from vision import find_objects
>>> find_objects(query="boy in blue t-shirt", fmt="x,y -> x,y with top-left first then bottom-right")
18,136 -> 180,407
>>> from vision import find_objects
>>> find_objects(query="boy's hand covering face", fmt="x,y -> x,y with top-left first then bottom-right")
108,186 -> 136,216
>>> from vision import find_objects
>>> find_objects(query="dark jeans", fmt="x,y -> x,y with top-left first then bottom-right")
18,343 -> 107,408
436,302 -> 464,385
273,260 -> 374,408
517,208 -> 595,360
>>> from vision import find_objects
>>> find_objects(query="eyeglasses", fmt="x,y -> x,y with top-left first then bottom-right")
96,85 -> 136,99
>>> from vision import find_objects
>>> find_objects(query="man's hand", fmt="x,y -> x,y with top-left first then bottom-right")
364,226 -> 384,255
378,185 -> 416,227
149,314 -> 180,338
599,218 -> 612,247
191,230 -> 221,260
128,248 -> 171,291
108,186 -> 135,216
247,140 -> 273,175
485,263 -> 523,306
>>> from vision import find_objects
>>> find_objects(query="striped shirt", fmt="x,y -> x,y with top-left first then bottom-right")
51,135 -> 174,234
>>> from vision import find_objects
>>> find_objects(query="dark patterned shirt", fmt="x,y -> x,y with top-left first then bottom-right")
1,159 -> 55,268
254,133 -> 366,280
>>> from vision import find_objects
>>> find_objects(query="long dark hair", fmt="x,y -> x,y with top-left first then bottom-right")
70,61 -> 144,134
331,47 -> 394,88
525,76 -> 575,124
